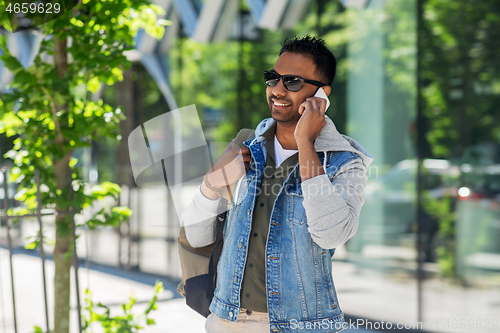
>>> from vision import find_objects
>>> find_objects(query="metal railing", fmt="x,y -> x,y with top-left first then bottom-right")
0,167 -> 83,333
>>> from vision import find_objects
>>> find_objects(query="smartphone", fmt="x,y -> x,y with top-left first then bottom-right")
313,87 -> 330,112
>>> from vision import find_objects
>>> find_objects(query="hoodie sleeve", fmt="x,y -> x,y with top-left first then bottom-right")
300,156 -> 368,249
183,185 -> 220,248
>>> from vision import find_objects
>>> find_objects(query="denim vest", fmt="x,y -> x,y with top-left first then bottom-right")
209,134 -> 360,333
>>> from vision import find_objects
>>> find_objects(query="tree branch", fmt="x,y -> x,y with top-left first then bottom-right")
72,0 -> 83,17
40,85 -> 64,147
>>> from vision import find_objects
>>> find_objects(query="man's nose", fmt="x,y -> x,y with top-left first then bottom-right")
272,79 -> 287,97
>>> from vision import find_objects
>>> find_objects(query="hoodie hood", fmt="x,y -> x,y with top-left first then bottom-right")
254,116 -> 374,167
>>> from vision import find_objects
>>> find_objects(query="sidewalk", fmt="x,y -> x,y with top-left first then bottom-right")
0,247 -> 373,333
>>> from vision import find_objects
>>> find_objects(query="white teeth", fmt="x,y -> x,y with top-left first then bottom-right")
273,101 -> 290,107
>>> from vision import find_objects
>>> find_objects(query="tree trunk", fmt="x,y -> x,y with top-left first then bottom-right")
53,152 -> 73,333
52,34 -> 72,333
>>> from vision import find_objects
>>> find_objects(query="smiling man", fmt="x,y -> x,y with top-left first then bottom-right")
183,35 -> 374,333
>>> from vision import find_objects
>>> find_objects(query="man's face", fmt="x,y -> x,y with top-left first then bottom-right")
266,52 -> 324,126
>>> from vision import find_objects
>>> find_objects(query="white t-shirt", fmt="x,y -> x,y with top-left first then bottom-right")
274,135 -> 298,168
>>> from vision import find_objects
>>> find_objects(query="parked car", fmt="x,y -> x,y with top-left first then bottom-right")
455,164 -> 500,269
456,164 -> 500,202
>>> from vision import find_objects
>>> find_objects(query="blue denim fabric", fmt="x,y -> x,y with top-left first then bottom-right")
209,136 -> 358,333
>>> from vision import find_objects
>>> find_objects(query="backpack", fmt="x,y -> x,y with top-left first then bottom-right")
177,129 -> 255,317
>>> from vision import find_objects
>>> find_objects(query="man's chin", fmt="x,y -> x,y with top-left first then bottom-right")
270,109 -> 300,125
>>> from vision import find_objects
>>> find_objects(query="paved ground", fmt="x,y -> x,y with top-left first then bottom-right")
0,248 -> 374,333
2,246 -> 499,333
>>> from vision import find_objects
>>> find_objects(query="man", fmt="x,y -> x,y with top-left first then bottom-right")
184,35 -> 373,332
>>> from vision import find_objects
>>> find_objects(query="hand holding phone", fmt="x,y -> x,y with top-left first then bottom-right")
295,87 -> 329,144
313,87 -> 330,112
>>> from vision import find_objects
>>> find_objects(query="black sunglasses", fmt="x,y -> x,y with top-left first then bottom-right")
264,70 -> 327,92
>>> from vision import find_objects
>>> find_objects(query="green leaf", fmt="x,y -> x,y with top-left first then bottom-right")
0,17 -> 12,33
0,54 -> 23,74
125,296 -> 136,310
87,77 -> 101,93
91,182 -> 121,199
0,112 -> 24,137
111,67 -> 123,81
0,35 -> 6,49
32,326 -> 44,333
69,157 -> 78,168
25,239 -> 39,249
154,281 -> 164,294
90,312 -> 99,322
111,206 -> 133,218
157,19 -> 171,27
17,110 -> 37,120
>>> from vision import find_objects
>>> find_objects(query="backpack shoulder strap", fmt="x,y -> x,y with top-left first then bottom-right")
219,128 -> 254,205
231,128 -> 256,148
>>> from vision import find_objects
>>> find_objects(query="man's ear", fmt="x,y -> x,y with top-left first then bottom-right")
322,86 -> 331,97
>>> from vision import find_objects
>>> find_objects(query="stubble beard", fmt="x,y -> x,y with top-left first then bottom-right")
268,97 -> 300,127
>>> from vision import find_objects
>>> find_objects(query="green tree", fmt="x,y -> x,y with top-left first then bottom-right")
0,1 -> 168,332
421,0 -> 500,161
420,0 -> 500,276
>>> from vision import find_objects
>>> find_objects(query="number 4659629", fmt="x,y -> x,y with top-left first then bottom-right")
5,2 -> 61,14
444,319 -> 498,329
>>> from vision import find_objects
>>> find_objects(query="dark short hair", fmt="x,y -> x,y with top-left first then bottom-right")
279,35 -> 337,86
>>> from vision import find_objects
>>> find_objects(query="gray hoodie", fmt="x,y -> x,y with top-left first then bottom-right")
184,116 -> 373,249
